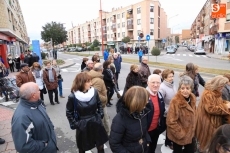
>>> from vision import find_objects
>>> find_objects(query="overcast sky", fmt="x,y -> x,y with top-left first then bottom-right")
18,0 -> 207,42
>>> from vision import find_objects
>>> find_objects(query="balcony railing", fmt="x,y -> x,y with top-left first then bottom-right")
88,28 -> 91,31
128,35 -> 134,39
112,19 -> 116,23
113,37 -> 116,41
88,33 -> 91,37
126,14 -> 133,19
199,29 -> 204,34
127,24 -> 133,30
112,28 -> 116,32
102,22 -> 106,26
201,21 -> 205,27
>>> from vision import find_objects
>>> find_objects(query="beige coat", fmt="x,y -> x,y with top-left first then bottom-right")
196,89 -> 230,152
166,92 -> 197,145
88,70 -> 107,107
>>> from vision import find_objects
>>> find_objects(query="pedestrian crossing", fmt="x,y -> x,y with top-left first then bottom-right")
166,54 -> 207,58
61,63 -> 81,73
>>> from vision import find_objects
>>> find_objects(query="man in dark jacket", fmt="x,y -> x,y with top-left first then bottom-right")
146,74 -> 166,153
113,53 -> 122,90
11,82 -> 58,153
24,50 -> 33,67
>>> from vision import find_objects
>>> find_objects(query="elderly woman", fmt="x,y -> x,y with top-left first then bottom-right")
124,64 -> 143,93
196,75 -> 230,152
66,72 -> 108,153
207,124 -> 230,153
222,73 -> 230,101
159,69 -> 177,149
110,86 -> 150,153
52,60 -> 64,98
31,62 -> 45,102
166,75 -> 196,153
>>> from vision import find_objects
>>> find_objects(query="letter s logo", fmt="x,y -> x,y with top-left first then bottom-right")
212,4 -> 220,13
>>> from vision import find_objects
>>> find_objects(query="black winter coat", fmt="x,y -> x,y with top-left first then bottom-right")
124,71 -> 143,93
103,68 -> 114,88
66,88 -> 108,151
110,104 -> 151,153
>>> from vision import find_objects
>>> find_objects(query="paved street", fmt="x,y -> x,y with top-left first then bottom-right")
0,52 -> 213,153
120,46 -> 229,70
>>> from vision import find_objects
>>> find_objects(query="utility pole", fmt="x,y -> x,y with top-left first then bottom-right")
100,0 -> 104,55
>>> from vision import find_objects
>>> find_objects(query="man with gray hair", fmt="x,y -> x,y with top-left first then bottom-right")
82,60 -> 94,72
146,74 -> 166,153
11,82 -> 58,153
88,63 -> 111,136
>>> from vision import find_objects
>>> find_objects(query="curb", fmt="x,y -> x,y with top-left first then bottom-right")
60,62 -> 76,69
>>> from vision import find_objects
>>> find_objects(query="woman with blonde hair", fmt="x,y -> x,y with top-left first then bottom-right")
110,86 -> 150,153
196,75 -> 230,152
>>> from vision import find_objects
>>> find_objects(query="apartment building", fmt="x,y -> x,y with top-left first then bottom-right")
0,0 -> 29,67
190,0 -> 230,55
67,0 -> 170,50
182,29 -> 193,44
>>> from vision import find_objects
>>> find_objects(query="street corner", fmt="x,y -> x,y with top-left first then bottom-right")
60,60 -> 76,69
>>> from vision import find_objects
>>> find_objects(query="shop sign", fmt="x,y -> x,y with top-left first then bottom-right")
0,33 -> 16,42
211,4 -> 226,18
107,41 -> 114,45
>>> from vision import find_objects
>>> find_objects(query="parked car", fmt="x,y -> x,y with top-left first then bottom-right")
76,47 -> 83,52
194,46 -> 206,55
172,44 -> 178,51
189,46 -> 196,52
166,46 -> 176,54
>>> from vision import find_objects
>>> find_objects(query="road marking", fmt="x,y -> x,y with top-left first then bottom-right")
177,54 -> 180,56
195,55 -> 200,57
189,54 -> 193,57
0,101 -> 15,106
61,69 -> 68,72
202,55 -> 207,58
183,54 -> 186,56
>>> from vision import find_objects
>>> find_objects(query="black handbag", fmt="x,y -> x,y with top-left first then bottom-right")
42,84 -> 47,94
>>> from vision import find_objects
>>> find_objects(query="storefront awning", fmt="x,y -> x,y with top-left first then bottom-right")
0,28 -> 28,44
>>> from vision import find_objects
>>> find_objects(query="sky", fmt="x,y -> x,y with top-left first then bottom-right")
18,0 -> 207,43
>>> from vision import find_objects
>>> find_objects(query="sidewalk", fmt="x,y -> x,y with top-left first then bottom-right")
206,53 -> 229,60
0,106 -> 16,153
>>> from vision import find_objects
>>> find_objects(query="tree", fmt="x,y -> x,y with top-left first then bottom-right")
92,39 -> 100,47
151,47 -> 161,62
175,36 -> 179,44
121,36 -> 131,43
41,21 -> 68,47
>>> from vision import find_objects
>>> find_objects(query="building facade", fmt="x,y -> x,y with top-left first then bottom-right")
67,0 -> 170,50
190,0 -> 230,55
0,0 -> 29,67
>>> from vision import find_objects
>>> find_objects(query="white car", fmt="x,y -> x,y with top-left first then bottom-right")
194,47 -> 206,55
166,46 -> 176,54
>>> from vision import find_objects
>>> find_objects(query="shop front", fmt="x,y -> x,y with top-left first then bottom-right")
214,32 -> 230,55
0,32 -> 16,68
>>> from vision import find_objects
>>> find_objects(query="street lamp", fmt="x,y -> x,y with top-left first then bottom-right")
171,24 -> 180,34
100,0 -> 104,55
167,14 -> 179,28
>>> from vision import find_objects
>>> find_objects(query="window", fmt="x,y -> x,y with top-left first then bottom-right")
122,12 -> 125,18
122,22 -> 125,27
118,33 -> 120,37
158,29 -> 160,38
122,32 -> 125,37
150,18 -> 154,24
118,23 -> 120,28
150,29 -> 154,35
137,19 -> 141,25
137,7 -> 141,14
158,18 -> 161,28
227,13 -> 230,21
117,14 -> 120,19
158,6 -> 160,16
150,6 -> 154,12
111,34 -> 113,38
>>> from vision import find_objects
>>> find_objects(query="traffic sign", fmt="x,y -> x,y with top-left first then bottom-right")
146,35 -> 150,41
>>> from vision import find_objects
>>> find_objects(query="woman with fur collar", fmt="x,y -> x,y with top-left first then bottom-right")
196,75 -> 230,152
66,72 -> 108,153
166,76 -> 197,153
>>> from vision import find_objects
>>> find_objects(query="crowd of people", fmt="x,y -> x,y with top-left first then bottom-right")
1,50 -> 230,153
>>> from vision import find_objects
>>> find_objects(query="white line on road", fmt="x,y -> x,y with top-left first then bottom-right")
202,55 -> 207,58
189,54 -> 193,57
195,55 -> 200,57
183,54 -> 186,56
0,101 -> 15,106
177,54 -> 180,56
61,69 -> 68,72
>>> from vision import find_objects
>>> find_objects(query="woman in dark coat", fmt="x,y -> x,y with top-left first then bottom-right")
81,57 -> 88,72
66,72 -> 108,153
124,64 -> 143,93
110,86 -> 151,153
102,60 -> 115,106
14,55 -> 21,72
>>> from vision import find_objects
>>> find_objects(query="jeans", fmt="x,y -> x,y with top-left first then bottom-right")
48,88 -> 58,104
58,79 -> 63,96
139,56 -> 142,63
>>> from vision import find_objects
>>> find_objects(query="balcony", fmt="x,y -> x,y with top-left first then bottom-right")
193,28 -> 196,32
197,27 -> 200,30
127,25 -> 133,31
113,37 -> 117,41
128,35 -> 134,39
112,27 -> 116,32
88,32 -> 91,37
201,21 -> 205,27
197,17 -> 200,22
210,25 -> 218,35
112,19 -> 116,23
102,22 -> 106,26
197,22 -> 200,27
228,2 -> 230,9
88,28 -> 91,31
202,10 -> 206,16
102,26 -> 107,33
199,29 -> 204,34
224,22 -> 230,30
126,14 -> 133,19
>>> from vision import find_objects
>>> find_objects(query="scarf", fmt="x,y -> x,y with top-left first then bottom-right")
46,67 -> 54,82
33,69 -> 40,78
